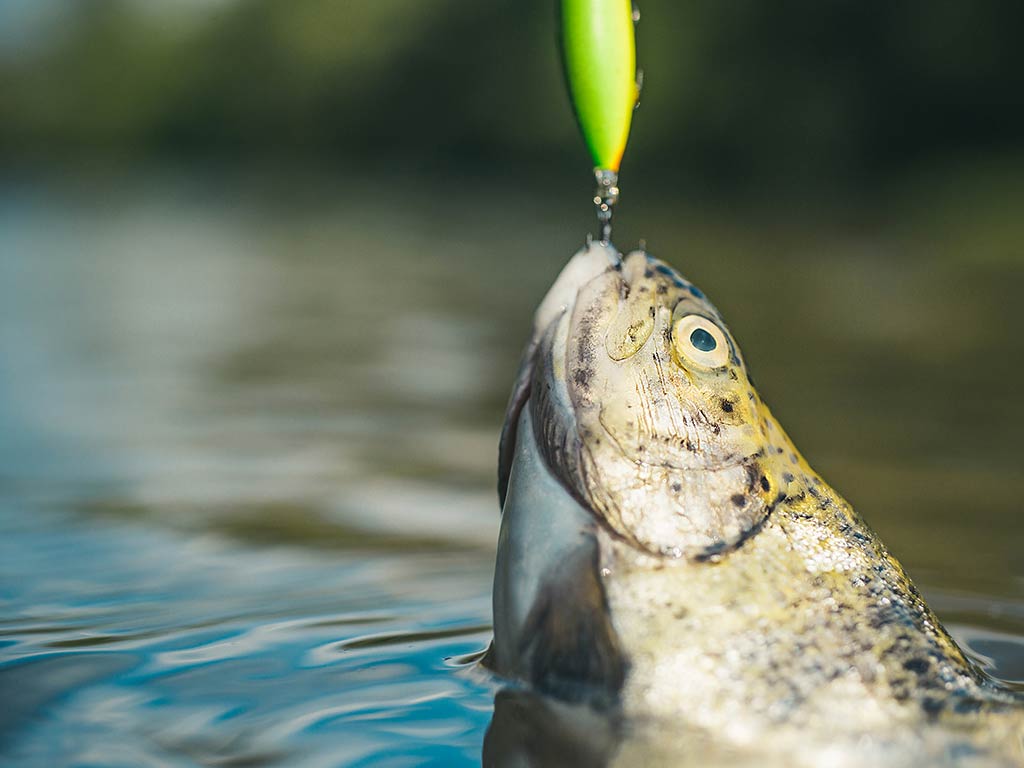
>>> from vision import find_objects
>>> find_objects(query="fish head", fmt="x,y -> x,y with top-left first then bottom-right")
502,242 -> 796,560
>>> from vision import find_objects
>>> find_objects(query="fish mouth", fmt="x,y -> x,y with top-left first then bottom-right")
532,241 -> 623,339
498,242 -> 622,507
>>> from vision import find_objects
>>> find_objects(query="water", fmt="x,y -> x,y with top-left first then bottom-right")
1,169 -> 1023,766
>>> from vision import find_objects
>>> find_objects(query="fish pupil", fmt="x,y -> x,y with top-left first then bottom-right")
689,327 -> 717,352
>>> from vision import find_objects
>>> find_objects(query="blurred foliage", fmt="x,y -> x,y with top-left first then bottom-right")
1,0 -> 1023,189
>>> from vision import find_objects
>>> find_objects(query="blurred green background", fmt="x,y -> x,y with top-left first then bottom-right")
3,0 -> 1023,190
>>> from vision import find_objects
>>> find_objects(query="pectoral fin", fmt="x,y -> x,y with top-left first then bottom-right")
519,535 -> 626,709
490,404 -> 626,709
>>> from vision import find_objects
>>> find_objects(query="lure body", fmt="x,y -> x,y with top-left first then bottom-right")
560,0 -> 637,174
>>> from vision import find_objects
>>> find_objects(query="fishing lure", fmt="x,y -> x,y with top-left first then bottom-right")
560,0 -> 639,241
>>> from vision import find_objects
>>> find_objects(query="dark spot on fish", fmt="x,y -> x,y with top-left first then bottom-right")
760,476 -> 770,492
903,658 -> 930,675
774,491 -> 787,504
671,482 -> 682,493
921,698 -> 944,718
644,269 -> 654,278
657,283 -> 668,295
789,453 -> 798,464
953,698 -> 983,715
576,340 -> 594,366
720,399 -> 734,413
574,368 -> 593,387
868,613 -> 888,632
648,306 -> 656,318
673,279 -> 685,288
689,285 -> 705,299
655,265 -> 673,276
775,447 -> 785,455
782,472 -> 794,483
731,494 -> 747,508
697,539 -> 727,559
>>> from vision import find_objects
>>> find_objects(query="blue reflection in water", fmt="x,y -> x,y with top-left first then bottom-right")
0,178 -> 506,766
0,500 -> 496,766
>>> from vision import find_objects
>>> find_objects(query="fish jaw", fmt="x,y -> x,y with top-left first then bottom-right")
498,241 -> 620,507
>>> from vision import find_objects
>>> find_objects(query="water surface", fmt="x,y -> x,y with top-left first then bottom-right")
1,170 -> 1023,765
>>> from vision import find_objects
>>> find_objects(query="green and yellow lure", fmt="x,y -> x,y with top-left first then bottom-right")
560,0 -> 639,241
560,0 -> 638,174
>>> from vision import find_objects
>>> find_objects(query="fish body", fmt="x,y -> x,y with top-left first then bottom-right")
488,243 -> 1024,766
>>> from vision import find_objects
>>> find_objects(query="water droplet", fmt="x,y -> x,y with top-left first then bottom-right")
594,169 -> 619,243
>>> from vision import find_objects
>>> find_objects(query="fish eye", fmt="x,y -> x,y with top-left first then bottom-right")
672,315 -> 730,369
689,327 -> 717,352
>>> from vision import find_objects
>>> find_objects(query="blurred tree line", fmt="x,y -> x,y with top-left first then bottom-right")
2,0 -> 1022,190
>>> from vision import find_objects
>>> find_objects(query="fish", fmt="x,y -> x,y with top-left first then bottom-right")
486,241 -> 1024,766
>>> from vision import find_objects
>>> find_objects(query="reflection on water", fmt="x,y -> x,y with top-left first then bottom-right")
0,511 -> 493,766
0,170 -> 1023,765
